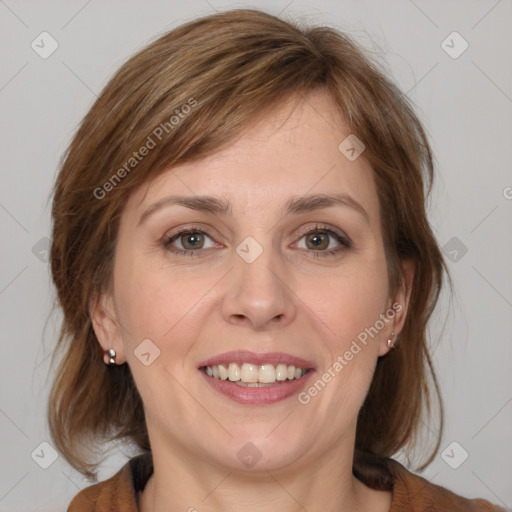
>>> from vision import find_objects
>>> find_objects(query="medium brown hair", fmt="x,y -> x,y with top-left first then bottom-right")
48,8 -> 447,483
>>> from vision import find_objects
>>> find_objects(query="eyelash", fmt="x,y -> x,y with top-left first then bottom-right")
163,224 -> 351,259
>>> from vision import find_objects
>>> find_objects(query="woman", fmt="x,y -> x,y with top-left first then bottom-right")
48,9 -> 505,512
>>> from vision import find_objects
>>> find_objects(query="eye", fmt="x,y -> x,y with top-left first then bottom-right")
295,225 -> 350,257
164,229 -> 218,255
162,224 -> 350,258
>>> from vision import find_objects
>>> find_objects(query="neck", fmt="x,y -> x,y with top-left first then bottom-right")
138,439 -> 391,512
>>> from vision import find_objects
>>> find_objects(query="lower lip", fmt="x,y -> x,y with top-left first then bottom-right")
199,369 -> 315,405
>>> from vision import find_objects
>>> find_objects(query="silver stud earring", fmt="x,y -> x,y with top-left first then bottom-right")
387,333 -> 396,349
103,348 -> 116,365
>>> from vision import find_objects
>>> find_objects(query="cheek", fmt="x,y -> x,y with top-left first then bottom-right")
112,255 -> 210,349
113,260 -> 214,415
297,260 -> 388,410
304,262 -> 389,350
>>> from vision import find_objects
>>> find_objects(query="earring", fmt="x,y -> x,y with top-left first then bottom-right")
103,348 -> 116,365
387,333 -> 396,349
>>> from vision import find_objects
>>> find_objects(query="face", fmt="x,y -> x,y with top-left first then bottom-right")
92,90 -> 411,474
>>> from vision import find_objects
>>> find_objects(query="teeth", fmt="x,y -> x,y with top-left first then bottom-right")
228,362 -> 240,381
240,363 -> 258,383
204,362 -> 308,384
276,363 -> 288,381
259,364 -> 276,383
218,364 -> 229,380
235,382 -> 277,387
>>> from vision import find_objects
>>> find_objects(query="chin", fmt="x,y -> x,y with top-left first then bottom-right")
210,428 -> 308,473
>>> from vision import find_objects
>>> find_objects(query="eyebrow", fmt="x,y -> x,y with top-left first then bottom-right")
137,193 -> 370,227
284,193 -> 370,225
137,195 -> 232,227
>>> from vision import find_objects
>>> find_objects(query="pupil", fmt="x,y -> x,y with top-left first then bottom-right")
184,233 -> 203,249
308,232 -> 327,250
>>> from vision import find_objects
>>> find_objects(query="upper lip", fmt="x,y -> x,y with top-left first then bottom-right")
198,350 -> 316,369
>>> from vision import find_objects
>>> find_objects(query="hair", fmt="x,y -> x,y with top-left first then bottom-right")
48,8 -> 448,484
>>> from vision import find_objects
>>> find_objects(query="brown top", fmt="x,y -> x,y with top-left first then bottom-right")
68,452 -> 506,512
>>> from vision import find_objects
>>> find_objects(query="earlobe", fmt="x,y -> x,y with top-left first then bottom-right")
89,292 -> 125,363
379,259 -> 415,356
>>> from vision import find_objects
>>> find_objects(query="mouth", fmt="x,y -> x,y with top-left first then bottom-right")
198,350 -> 315,404
200,362 -> 311,386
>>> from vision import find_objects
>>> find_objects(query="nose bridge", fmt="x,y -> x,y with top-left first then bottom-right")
221,235 -> 295,329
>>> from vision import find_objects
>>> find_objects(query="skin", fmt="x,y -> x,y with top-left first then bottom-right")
92,89 -> 414,512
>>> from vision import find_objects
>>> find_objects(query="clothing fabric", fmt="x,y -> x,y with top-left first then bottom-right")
67,452 -> 505,511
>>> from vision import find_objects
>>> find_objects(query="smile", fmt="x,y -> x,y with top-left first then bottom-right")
202,362 -> 310,386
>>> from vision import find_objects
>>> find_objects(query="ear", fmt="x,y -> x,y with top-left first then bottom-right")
90,291 -> 126,364
378,258 -> 415,356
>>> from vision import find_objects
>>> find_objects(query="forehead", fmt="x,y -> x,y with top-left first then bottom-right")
125,90 -> 379,224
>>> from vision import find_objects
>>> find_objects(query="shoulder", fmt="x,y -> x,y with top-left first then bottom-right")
67,453 -> 152,512
386,458 -> 507,512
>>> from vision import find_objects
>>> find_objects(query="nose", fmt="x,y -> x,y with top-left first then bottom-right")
221,246 -> 297,330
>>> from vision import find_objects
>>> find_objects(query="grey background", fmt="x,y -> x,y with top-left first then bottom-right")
1,0 -> 511,510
